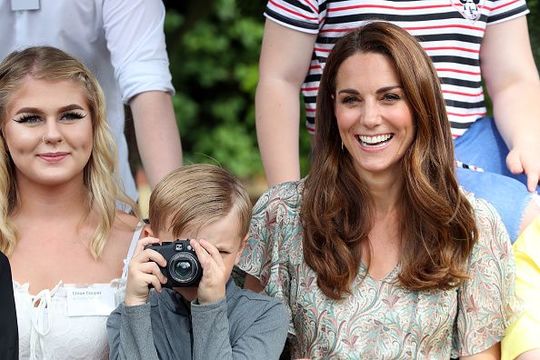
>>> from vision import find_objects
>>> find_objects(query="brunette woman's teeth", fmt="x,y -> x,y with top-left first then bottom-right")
356,134 -> 393,146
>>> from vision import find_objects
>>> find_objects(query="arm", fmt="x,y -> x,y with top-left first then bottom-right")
102,0 -> 182,188
107,303 -> 160,360
107,237 -> 168,359
481,16 -> 540,191
191,298 -> 288,360
130,91 -> 182,187
460,343 -> 500,360
452,196 -> 515,358
256,20 -> 316,186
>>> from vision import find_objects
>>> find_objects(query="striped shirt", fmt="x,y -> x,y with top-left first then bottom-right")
265,0 -> 529,137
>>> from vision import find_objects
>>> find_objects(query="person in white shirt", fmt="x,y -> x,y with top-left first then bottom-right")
0,0 -> 182,201
0,46 -> 143,360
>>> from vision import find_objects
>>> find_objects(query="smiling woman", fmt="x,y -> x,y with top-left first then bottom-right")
4,78 -> 93,187
0,47 -> 142,360
241,22 -> 516,359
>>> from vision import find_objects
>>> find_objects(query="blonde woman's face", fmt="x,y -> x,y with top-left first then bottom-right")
3,77 -> 93,187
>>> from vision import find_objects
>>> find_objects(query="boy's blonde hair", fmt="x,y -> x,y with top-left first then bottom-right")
149,164 -> 252,241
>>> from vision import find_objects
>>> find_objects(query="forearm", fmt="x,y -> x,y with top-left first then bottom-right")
130,91 -> 182,187
255,79 -> 302,186
191,298 -> 234,360
460,342 -> 500,360
108,304 -> 159,360
492,80 -> 540,150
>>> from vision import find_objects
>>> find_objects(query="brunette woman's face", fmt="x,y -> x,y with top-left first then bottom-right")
3,77 -> 93,187
334,52 -> 415,181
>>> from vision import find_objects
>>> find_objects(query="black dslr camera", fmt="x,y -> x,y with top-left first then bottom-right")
145,239 -> 202,287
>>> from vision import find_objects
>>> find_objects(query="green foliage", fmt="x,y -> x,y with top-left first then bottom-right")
165,0 -> 312,181
165,0 -> 266,179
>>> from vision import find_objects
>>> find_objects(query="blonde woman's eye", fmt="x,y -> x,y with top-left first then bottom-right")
61,111 -> 86,122
13,114 -> 42,124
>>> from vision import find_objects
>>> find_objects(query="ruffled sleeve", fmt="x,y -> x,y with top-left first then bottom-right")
451,194 -> 516,357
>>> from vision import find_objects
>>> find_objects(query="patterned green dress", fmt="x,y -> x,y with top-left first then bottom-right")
239,180 -> 515,359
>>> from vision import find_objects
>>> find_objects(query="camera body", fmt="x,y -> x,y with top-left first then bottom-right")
145,239 -> 202,288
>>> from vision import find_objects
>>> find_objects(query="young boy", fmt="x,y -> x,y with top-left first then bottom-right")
107,164 -> 289,360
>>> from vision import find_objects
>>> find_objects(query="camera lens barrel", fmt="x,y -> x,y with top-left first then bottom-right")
168,252 -> 201,285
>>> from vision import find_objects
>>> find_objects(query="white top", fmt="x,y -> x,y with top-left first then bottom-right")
13,224 -> 144,360
0,0 -> 175,200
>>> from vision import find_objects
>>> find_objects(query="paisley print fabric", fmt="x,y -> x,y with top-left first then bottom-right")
239,180 -> 515,359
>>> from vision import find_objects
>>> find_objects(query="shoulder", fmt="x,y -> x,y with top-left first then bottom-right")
462,189 -> 510,244
111,212 -> 142,240
228,284 -> 289,325
460,188 -> 512,269
102,212 -> 142,259
254,180 -> 304,216
462,189 -> 500,223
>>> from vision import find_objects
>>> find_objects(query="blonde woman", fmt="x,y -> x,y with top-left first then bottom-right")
0,46 -> 143,359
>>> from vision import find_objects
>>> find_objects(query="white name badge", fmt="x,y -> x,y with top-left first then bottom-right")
10,0 -> 40,11
66,285 -> 117,317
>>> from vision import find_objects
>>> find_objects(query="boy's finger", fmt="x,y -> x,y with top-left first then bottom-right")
199,239 -> 225,268
133,248 -> 167,267
139,261 -> 168,283
190,239 -> 212,268
134,236 -> 161,255
143,273 -> 163,292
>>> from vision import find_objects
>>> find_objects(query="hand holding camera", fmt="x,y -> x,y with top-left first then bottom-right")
146,239 -> 228,305
125,238 -> 228,307
144,239 -> 203,288
124,236 -> 168,307
189,238 -> 228,305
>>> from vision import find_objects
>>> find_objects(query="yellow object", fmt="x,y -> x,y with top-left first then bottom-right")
502,216 -> 540,360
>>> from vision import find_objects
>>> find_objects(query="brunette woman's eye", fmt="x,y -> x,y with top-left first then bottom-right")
13,114 -> 42,125
341,96 -> 358,104
382,93 -> 401,102
60,111 -> 87,122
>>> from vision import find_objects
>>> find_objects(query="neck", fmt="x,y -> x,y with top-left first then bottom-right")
14,176 -> 90,220
362,171 -> 403,214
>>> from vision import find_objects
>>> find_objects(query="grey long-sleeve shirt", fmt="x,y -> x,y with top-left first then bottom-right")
107,280 -> 288,360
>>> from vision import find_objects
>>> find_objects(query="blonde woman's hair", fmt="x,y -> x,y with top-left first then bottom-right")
0,46 -> 138,258
149,164 -> 252,241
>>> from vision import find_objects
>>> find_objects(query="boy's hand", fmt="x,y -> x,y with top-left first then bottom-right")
124,237 -> 168,307
190,239 -> 227,305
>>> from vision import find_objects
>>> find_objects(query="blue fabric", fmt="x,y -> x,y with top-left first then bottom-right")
454,117 -> 538,243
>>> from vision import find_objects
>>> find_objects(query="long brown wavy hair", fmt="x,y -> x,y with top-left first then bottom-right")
301,22 -> 478,300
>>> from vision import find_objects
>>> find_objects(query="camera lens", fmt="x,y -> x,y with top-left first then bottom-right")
168,253 -> 200,284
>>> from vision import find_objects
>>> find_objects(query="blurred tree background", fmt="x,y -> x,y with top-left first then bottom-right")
159,0 -> 311,195
145,0 -> 539,192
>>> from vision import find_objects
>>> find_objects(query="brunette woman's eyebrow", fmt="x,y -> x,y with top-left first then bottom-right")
376,85 -> 402,94
337,85 -> 402,95
337,89 -> 359,95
